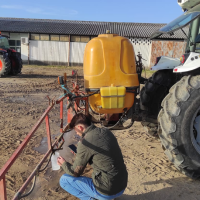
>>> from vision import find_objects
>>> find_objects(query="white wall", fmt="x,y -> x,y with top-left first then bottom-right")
69,42 -> 87,64
21,42 -> 29,61
29,40 -> 69,65
129,38 -> 152,68
28,41 -> 87,65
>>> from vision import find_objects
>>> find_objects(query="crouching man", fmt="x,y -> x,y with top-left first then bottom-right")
57,113 -> 128,200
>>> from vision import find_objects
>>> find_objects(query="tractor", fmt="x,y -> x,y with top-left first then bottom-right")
61,0 -> 200,179
140,0 -> 200,179
0,32 -> 22,76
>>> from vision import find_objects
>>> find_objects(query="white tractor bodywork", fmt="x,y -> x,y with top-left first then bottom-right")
178,0 -> 200,11
151,56 -> 180,71
174,52 -> 200,72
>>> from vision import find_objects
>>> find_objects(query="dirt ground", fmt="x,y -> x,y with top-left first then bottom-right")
1,65 -> 200,200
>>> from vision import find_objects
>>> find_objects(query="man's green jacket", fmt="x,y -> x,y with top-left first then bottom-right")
61,124 -> 128,196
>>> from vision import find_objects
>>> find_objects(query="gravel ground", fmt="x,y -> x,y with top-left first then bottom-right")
0,65 -> 200,200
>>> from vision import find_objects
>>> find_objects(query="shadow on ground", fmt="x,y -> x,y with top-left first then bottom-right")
117,177 -> 200,200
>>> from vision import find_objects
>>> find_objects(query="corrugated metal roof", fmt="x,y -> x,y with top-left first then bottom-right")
0,17 -> 187,39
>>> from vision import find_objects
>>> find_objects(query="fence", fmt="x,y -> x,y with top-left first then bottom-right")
0,85 -> 71,200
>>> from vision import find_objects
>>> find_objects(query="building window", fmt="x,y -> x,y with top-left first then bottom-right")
30,34 -> 91,42
9,40 -> 21,53
80,36 -> 90,42
91,36 -> 97,39
60,35 -> 69,42
50,35 -> 59,41
9,40 -> 16,46
40,34 -> 49,41
31,34 -> 70,42
71,35 -> 80,42
16,40 -> 21,46
31,34 -> 40,40
71,35 -> 91,42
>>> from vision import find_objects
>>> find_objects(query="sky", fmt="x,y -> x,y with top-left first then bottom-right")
0,0 -> 183,24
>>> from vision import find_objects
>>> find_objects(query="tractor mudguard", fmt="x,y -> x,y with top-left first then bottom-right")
174,52 -> 200,73
151,56 -> 180,71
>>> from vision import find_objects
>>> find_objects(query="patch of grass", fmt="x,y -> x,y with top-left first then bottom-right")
142,68 -> 156,78
23,65 -> 82,69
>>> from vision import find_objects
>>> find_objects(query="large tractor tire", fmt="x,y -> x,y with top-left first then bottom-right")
158,75 -> 200,179
10,52 -> 23,75
140,70 -> 176,136
0,53 -> 11,76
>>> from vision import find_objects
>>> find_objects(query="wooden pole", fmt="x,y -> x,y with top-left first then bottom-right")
68,35 -> 70,66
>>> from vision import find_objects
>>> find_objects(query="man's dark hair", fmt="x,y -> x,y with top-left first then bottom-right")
69,113 -> 91,129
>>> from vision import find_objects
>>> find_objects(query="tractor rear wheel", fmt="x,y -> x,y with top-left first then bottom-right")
158,75 -> 200,179
140,70 -> 176,136
10,52 -> 22,75
0,53 -> 11,76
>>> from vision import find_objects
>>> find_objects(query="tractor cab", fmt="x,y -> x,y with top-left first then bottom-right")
0,35 -> 10,50
151,4 -> 200,42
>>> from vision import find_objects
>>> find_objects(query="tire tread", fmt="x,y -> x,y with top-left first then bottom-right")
159,75 -> 200,179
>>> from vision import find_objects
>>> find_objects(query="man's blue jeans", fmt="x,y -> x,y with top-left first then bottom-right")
59,174 -> 125,200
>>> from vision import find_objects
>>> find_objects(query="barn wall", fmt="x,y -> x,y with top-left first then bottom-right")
29,40 -> 69,65
29,41 -> 87,65
69,42 -> 87,66
28,39 -> 186,67
150,40 -> 186,68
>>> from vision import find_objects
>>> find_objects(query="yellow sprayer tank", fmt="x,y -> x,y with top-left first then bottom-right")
84,33 -> 139,114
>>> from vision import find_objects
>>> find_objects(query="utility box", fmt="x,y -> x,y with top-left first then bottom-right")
21,37 -> 29,45
21,37 -> 29,63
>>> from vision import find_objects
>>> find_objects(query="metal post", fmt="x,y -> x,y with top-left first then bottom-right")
60,100 -> 63,133
67,97 -> 73,124
60,73 -> 67,132
190,17 -> 200,52
28,33 -> 30,65
64,73 -> 67,85
45,115 -> 52,150
85,97 -> 89,116
67,107 -> 73,123
68,35 -> 70,66
74,100 -> 78,112
0,177 -> 7,200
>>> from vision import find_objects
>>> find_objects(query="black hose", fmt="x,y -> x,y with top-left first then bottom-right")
38,152 -> 53,172
19,175 -> 36,199
19,153 -> 53,198
120,119 -> 134,130
101,112 -> 133,130
71,90 -> 100,100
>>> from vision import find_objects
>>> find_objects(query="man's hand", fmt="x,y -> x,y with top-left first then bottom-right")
57,156 -> 66,166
